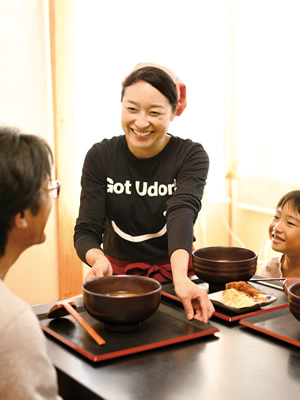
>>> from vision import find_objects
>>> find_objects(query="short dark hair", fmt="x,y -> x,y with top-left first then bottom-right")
0,126 -> 53,256
121,66 -> 178,113
277,190 -> 300,214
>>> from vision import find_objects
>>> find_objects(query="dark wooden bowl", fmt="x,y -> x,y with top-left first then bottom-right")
287,281 -> 300,322
82,275 -> 162,331
192,246 -> 257,289
283,278 -> 300,294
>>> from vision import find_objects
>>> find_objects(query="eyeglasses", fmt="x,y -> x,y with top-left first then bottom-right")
42,180 -> 61,199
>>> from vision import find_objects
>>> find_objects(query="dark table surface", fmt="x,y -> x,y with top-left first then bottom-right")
33,287 -> 300,400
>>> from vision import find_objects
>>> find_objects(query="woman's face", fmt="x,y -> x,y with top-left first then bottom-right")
121,81 -> 176,159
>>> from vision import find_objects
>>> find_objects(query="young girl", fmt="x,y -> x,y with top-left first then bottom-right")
259,190 -> 300,278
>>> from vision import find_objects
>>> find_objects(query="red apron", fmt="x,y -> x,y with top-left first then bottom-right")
106,254 -> 194,283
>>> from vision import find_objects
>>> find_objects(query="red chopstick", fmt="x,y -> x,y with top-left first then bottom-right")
63,303 -> 106,346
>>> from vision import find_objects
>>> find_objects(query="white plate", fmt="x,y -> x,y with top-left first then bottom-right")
208,291 -> 277,314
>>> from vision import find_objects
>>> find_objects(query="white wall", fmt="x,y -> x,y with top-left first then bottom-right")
0,0 -> 60,304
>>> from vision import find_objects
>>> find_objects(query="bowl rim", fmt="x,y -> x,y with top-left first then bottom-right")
287,281 -> 300,299
192,246 -> 257,263
82,275 -> 162,297
283,277 -> 300,294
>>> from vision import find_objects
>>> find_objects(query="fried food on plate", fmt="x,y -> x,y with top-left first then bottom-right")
225,281 -> 266,299
222,288 -> 256,308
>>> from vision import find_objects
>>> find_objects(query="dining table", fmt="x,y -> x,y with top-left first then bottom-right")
32,279 -> 300,400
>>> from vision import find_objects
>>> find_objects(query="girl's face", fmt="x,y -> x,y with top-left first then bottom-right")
121,81 -> 176,159
269,202 -> 300,256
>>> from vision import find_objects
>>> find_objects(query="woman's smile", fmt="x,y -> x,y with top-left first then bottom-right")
131,128 -> 153,138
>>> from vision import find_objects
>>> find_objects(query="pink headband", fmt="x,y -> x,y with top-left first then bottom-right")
123,62 -> 187,116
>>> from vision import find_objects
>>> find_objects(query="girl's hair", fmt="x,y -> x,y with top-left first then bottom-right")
277,190 -> 300,213
121,66 -> 178,113
0,126 -> 53,256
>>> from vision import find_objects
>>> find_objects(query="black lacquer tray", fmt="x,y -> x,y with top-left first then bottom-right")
161,278 -> 288,322
240,307 -> 300,347
38,301 -> 219,362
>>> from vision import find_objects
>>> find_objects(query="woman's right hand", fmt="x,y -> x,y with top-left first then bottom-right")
85,249 -> 113,281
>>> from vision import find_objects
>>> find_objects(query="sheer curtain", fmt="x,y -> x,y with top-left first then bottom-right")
72,0 -> 300,209
72,0 -> 228,203
232,0 -> 300,209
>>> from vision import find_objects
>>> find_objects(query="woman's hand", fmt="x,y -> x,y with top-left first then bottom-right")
85,249 -> 113,281
174,277 -> 215,323
171,248 -> 214,323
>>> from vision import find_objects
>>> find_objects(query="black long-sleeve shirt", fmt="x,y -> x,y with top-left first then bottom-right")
74,135 -> 209,264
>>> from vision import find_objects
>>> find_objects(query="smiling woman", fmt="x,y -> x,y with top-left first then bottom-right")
74,63 -> 215,322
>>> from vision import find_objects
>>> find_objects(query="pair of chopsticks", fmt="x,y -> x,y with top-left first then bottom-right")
249,278 -> 286,282
47,302 -> 106,346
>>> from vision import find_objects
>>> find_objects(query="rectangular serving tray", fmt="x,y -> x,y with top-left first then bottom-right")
37,301 -> 219,362
239,307 -> 300,348
161,279 -> 288,322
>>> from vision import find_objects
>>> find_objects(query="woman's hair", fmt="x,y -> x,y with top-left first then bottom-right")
121,66 -> 178,113
277,190 -> 300,214
0,126 -> 53,256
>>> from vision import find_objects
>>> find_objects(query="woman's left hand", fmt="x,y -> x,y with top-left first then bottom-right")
171,249 -> 215,323
174,277 -> 215,323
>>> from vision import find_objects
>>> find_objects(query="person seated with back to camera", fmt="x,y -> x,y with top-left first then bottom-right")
259,190 -> 300,278
74,62 -> 215,323
0,126 -> 62,399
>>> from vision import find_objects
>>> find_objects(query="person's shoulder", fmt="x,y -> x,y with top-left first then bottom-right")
0,281 -> 28,312
262,255 -> 282,266
170,135 -> 207,152
95,135 -> 124,146
86,136 -> 125,160
169,135 -> 208,160
0,283 -> 38,333
259,255 -> 282,277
